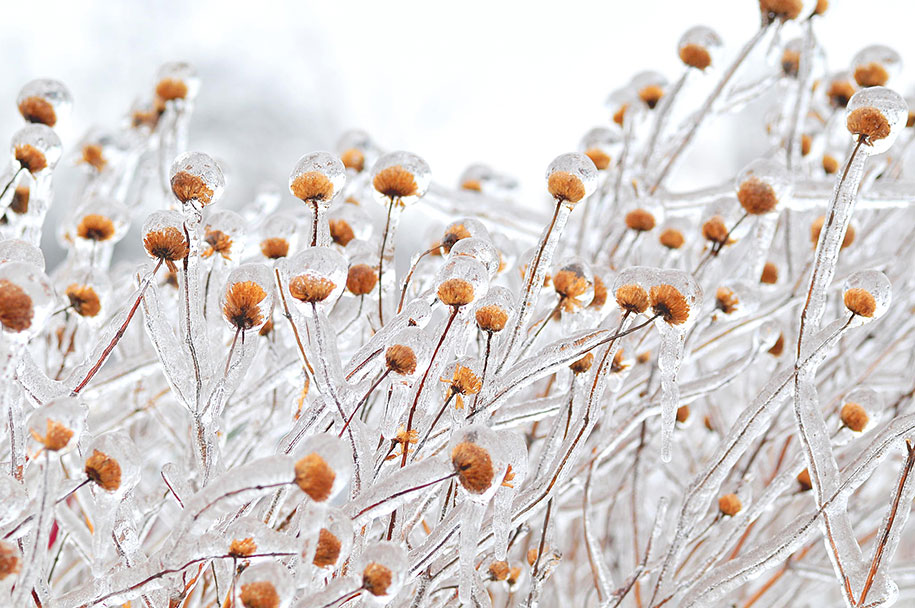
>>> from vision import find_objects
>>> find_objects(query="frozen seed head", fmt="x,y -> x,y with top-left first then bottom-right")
676,405 -> 690,423
822,154 -> 839,174
373,165 -> 418,199
737,177 -> 778,215
290,171 -> 335,202
527,548 -> 539,566
329,218 -> 355,246
840,402 -> 869,432
718,493 -> 742,516
638,85 -> 664,109
437,278 -> 474,307
229,537 -> 257,558
844,288 -> 876,318
144,227 -> 189,273
584,147 -> 611,170
385,344 -> 417,375
801,134 -> 812,156
702,215 -> 730,245
294,452 -> 336,501
847,106 -> 891,143
239,581 -> 279,608
760,262 -> 779,284
14,144 -> 47,174
547,171 -> 586,204
346,264 -> 378,296
444,366 -> 482,404
659,228 -> 685,249
781,49 -> 800,78
81,144 -> 106,172
553,269 -> 588,312
85,449 -> 121,491
288,275 -> 336,303
680,44 -> 712,70
76,214 -> 116,242
461,179 -> 482,191
854,62 -> 890,88
313,528 -> 342,568
797,469 -> 812,491
715,286 -> 739,314
815,0 -> 828,14
155,78 -> 188,101
570,352 -> 594,375
223,281 -> 268,330
10,186 -> 29,214
650,284 -> 690,325
590,275 -> 607,308
171,171 -> 214,205
613,104 -> 628,126
66,284 -> 101,318
203,229 -> 233,260
260,237 -> 289,259
827,79 -> 856,108
441,223 -> 472,253
615,284 -> 649,315
476,305 -> 508,332
0,541 -> 19,580
451,441 -> 494,494
18,96 -> 56,126
340,148 -> 365,172
625,208 -> 656,232
760,0 -> 804,21
363,562 -> 393,596
810,216 -> 854,249
258,318 -> 273,337
489,560 -> 510,581
768,332 -> 785,357
30,418 -> 73,451
0,279 -> 33,332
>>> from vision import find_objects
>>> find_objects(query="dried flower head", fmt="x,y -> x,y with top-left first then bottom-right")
0,541 -> 19,580
847,106 -> 891,143
702,215 -> 730,245
155,78 -> 188,101
66,284 -> 101,318
547,171 -> 586,204
81,144 -> 106,171
144,227 -> 189,273
441,365 -> 482,409
625,208 -> 656,232
437,278 -> 474,307
615,284 -> 649,315
613,104 -> 628,127
340,148 -> 365,172
570,352 -> 594,375
715,286 -> 739,315
0,279 -> 34,332
85,449 -> 122,491
840,402 -> 869,432
527,547 -> 539,566
676,405 -> 690,423
553,269 -> 589,312
223,281 -> 268,330
584,147 -> 611,170
373,165 -> 418,199
260,237 -> 289,259
815,0 -> 828,14
810,216 -> 854,249
797,468 -> 812,491
718,493 -> 742,516
14,144 -> 47,174
229,537 -> 257,558
329,218 -> 355,246
10,185 -> 29,215
638,85 -> 664,109
800,134 -> 812,156
77,214 -> 116,242
239,581 -> 279,608
827,79 -> 855,108
441,223 -> 472,253
290,171 -> 335,202
590,275 -> 608,309
680,44 -> 712,70
822,154 -> 839,174
363,562 -> 393,596
171,171 -> 214,205
737,177 -> 778,215
258,318 -> 274,336
843,288 -> 876,318
476,304 -> 508,332
760,262 -> 779,284
768,332 -> 785,357
386,344 -> 417,375
18,96 -> 57,126
760,0 -> 804,21
659,228 -> 685,249
313,528 -> 342,568
346,264 -> 378,296
202,228 -> 233,260
461,179 -> 482,191
30,418 -> 73,451
288,275 -> 335,303
650,284 -> 690,325
451,440 -> 494,494
489,560 -> 510,581
854,62 -> 890,88
294,452 -> 336,501
781,49 -> 800,78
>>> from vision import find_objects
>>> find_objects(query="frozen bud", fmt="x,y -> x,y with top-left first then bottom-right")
363,562 -> 393,596
0,278 -> 33,332
441,218 -> 489,254
12,124 -> 61,175
294,453 -> 335,501
702,215 -> 730,246
223,265 -> 273,332
840,402 -> 869,432
552,259 -> 592,312
0,262 -> 53,338
435,256 -> 489,308
760,262 -> 779,284
31,419 -> 73,451
229,537 -> 257,558
625,208 -> 656,232
650,284 -> 690,325
659,227 -> 685,250
827,74 -> 856,108
359,543 -> 406,600
155,62 -> 199,103
76,214 -> 116,243
718,493 -> 742,516
615,284 -> 649,315
632,71 -> 667,110
715,286 -> 739,315
17,79 -> 72,127
759,0 -> 816,23
579,127 -> 620,171
370,151 -> 431,205
0,541 -> 20,581
287,248 -> 347,307
451,441 -> 494,493
676,405 -> 690,423
852,45 -> 901,88
797,469 -> 812,491
240,582 -> 279,608
313,528 -> 342,568
489,560 -> 510,581
260,238 -> 289,259
336,129 -> 378,174
781,40 -> 801,78
85,449 -> 122,492
386,344 -> 417,376
678,26 -> 722,71
329,218 -> 355,246
736,158 -> 788,215
289,151 -> 346,205
768,333 -> 785,357
846,87 -> 908,153
142,211 -> 189,273
346,264 -> 378,296
65,284 -> 100,318
169,151 -> 225,206
476,305 -> 508,332
202,210 -> 246,261
570,353 -> 594,375
843,288 -> 876,318
546,153 -> 598,205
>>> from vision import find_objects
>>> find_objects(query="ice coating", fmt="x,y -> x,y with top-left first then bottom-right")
169,150 -> 225,206
846,86 -> 909,154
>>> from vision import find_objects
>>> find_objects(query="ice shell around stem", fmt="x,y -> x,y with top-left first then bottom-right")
0,240 -> 45,271
11,124 -> 62,174
169,151 -> 225,207
27,396 -> 86,454
370,151 -> 431,206
285,247 -> 347,311
449,237 -> 500,278
85,430 -> 141,494
0,261 -> 54,339
435,257 -> 489,308
360,542 -> 407,601
545,153 -> 598,205
678,25 -> 723,71
222,264 -> 274,332
17,79 -> 72,127
288,151 -> 346,205
237,561 -> 294,608
843,270 -> 891,323
845,87 -> 908,154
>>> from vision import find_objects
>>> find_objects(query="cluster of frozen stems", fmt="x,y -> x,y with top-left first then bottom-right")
5,0 -> 915,606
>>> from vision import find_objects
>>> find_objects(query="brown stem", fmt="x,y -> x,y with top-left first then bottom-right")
377,196 -> 396,326
274,267 -> 315,376
397,246 -> 439,314
340,368 -> 391,437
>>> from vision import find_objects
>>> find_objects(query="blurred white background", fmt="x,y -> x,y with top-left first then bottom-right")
3,0 -> 914,208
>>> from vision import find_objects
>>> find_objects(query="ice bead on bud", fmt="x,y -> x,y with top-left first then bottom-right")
336,129 -> 379,174
735,158 -> 790,215
0,239 -> 45,270
27,396 -> 85,453
370,151 -> 431,205
60,266 -> 111,322
360,542 -> 407,601
0,261 -> 53,339
579,126 -> 621,171
449,424 -> 507,502
845,86 -> 908,154
293,434 -> 351,502
449,237 -> 500,278
851,45 -> 902,88
440,218 -> 490,254
842,269 -> 891,323
222,264 -> 274,332
203,210 -> 246,261
237,561 -> 293,608
678,25 -> 723,71
259,212 -> 298,260
11,124 -> 62,175
288,151 -> 346,204
386,326 -> 431,381
308,510 -> 352,569
824,71 -> 857,109
435,256 -> 489,308
154,61 -> 200,103
631,70 -> 667,110
141,210 -> 188,272
712,280 -> 758,320
458,163 -> 518,197
552,257 -> 594,312
73,198 -> 130,245
169,151 -> 225,207
286,247 -> 347,309
85,430 -> 140,494
474,286 -> 513,333
17,79 -> 72,128
545,152 -> 598,205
